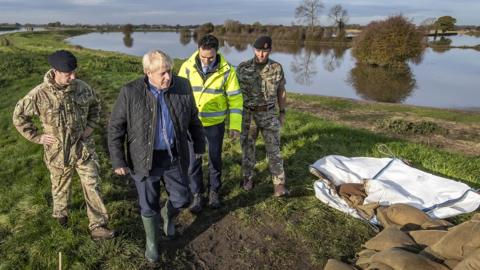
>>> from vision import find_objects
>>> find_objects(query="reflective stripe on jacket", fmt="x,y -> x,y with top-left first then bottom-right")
178,51 -> 243,131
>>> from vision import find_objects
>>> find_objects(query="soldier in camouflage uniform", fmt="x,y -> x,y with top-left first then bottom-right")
237,36 -> 288,197
12,50 -> 114,240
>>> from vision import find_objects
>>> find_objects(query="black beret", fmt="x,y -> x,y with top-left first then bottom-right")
253,36 -> 272,50
48,50 -> 77,72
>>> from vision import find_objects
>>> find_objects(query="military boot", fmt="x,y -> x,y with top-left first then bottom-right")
141,215 -> 160,263
242,178 -> 254,191
273,184 -> 289,197
161,200 -> 179,239
56,216 -> 68,228
208,190 -> 222,209
90,226 -> 115,241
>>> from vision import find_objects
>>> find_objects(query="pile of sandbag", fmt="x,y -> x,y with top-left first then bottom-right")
311,155 -> 480,221
324,204 -> 480,270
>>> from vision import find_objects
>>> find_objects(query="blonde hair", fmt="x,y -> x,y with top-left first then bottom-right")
142,50 -> 173,73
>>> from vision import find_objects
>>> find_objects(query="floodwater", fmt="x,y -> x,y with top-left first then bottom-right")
68,31 -> 480,110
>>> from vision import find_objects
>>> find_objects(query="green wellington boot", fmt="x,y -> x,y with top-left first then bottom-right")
141,215 -> 160,263
161,200 -> 179,239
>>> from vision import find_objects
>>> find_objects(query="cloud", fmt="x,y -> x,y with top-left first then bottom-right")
65,0 -> 110,5
0,0 -> 478,25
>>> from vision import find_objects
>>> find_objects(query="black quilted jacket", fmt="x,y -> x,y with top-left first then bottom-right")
108,75 -> 205,176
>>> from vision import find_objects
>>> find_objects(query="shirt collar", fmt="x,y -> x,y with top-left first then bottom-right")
147,80 -> 169,94
202,61 -> 215,72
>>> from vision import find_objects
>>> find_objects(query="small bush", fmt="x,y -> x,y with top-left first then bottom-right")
352,15 -> 425,67
0,37 -> 11,46
379,118 -> 447,135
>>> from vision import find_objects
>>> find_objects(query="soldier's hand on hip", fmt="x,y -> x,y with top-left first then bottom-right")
114,167 -> 130,176
195,153 -> 203,159
228,130 -> 240,140
279,113 -> 286,127
39,134 -> 57,145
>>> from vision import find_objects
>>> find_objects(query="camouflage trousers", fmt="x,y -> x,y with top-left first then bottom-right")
45,146 -> 109,231
241,109 -> 285,185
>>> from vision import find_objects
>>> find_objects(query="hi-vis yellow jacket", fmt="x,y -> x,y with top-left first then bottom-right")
178,51 -> 243,131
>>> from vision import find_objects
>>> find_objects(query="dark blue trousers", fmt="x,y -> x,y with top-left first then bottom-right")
131,148 -> 190,217
188,122 -> 225,194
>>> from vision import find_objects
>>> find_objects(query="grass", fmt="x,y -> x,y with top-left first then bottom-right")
0,31 -> 479,269
378,118 -> 447,135
290,93 -> 480,124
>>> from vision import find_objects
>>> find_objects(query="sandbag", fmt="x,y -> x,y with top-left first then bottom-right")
443,259 -> 460,270
364,227 -> 417,252
453,248 -> 480,270
356,249 -> 377,268
338,183 -> 367,198
422,219 -> 453,230
408,230 -> 448,247
356,203 -> 380,220
429,220 -> 480,260
363,262 -> 394,270
420,247 -> 446,262
377,204 -> 451,231
371,248 -> 449,270
324,259 -> 356,270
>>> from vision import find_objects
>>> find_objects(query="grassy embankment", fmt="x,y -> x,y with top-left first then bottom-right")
0,31 -> 479,269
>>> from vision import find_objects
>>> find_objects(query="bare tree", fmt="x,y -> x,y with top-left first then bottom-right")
295,0 -> 324,29
328,4 -> 349,38
421,18 -> 436,30
420,17 -> 437,38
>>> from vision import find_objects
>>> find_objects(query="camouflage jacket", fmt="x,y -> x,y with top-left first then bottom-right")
237,58 -> 286,108
13,69 -> 100,165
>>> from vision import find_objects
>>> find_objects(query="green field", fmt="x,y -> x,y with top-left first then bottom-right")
0,31 -> 478,269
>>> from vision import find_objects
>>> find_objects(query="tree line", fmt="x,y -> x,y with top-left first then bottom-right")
190,1 -> 353,43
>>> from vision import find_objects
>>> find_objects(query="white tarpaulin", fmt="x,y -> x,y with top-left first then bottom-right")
310,155 -> 480,221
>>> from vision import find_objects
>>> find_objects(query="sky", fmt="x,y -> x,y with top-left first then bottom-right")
1,0 -> 479,26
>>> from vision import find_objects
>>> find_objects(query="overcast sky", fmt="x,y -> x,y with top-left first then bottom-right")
1,0 -> 479,26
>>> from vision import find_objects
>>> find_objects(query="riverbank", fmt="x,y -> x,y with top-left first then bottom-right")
0,31 -> 478,269
288,94 -> 480,156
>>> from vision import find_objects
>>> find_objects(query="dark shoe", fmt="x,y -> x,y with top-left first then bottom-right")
56,216 -> 68,228
91,226 -> 115,241
141,215 -> 159,263
242,178 -> 254,191
161,204 -> 176,239
273,184 -> 289,197
208,191 -> 222,209
189,193 -> 203,214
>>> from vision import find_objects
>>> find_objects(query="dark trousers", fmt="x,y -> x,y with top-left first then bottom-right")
131,148 -> 190,217
188,122 -> 225,194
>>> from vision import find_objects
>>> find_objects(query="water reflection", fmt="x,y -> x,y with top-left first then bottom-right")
322,46 -> 347,72
409,48 -> 426,65
179,30 -> 191,46
224,39 -> 248,52
290,46 -> 348,85
429,37 -> 452,53
347,64 -> 416,103
123,33 -> 134,48
122,26 -> 134,48
290,51 -> 318,85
